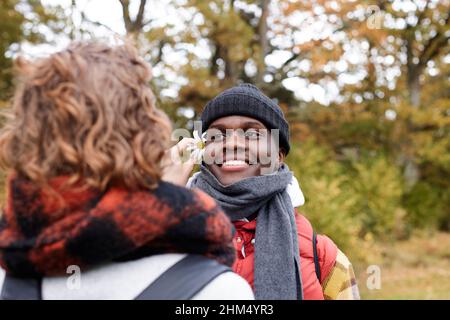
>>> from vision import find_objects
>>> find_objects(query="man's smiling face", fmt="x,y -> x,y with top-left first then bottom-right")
203,115 -> 285,186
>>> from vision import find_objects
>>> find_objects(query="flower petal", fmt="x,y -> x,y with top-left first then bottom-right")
193,130 -> 201,141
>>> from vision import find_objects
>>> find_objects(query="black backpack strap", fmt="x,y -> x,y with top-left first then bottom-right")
1,275 -> 42,300
135,254 -> 231,300
312,231 -> 321,283
1,255 -> 230,300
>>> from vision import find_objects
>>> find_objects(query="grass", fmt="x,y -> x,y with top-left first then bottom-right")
354,231 -> 450,300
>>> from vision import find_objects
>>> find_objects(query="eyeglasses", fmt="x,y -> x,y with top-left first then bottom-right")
205,128 -> 268,143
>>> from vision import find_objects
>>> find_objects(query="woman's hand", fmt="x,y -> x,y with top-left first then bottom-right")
161,138 -> 196,186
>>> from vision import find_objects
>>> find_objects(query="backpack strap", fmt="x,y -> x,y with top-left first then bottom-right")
1,255 -> 230,300
135,254 -> 231,300
312,230 -> 322,283
1,275 -> 42,300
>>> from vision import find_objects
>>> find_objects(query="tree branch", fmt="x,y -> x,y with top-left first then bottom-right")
280,53 -> 300,69
135,0 -> 148,30
419,14 -> 450,67
119,0 -> 132,33
415,0 -> 430,27
80,10 -> 118,34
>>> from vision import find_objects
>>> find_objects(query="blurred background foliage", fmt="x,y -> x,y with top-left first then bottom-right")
0,0 -> 449,298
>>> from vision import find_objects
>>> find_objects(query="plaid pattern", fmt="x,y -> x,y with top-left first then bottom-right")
0,174 -> 235,277
322,249 -> 360,300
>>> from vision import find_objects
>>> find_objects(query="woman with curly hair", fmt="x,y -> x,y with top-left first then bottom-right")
0,41 -> 253,300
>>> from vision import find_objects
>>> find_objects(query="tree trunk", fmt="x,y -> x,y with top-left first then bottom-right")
255,0 -> 270,86
403,66 -> 421,187
402,38 -> 421,187
224,48 -> 239,84
405,35 -> 422,108
407,69 -> 421,108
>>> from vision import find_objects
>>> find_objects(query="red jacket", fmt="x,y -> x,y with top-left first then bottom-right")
232,209 -> 338,300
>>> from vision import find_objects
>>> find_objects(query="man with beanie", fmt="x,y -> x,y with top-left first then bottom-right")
163,83 -> 360,300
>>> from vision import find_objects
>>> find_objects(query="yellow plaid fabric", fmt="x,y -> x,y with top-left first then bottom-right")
322,249 -> 360,300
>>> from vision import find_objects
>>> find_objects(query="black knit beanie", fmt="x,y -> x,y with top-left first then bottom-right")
200,83 -> 290,155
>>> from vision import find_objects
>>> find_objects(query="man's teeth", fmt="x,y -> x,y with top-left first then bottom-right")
222,160 -> 248,167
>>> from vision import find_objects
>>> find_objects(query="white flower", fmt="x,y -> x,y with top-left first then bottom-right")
186,130 -> 207,164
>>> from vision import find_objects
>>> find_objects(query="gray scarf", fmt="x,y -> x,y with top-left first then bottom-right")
190,163 -> 303,300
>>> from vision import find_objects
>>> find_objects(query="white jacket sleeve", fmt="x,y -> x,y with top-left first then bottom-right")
0,267 -> 5,292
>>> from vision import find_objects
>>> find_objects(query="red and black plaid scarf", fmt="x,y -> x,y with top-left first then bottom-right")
0,174 -> 236,277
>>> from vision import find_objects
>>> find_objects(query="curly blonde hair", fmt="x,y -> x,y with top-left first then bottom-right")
0,41 -> 172,191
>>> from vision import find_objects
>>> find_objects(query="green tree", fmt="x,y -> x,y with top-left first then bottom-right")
0,0 -> 67,100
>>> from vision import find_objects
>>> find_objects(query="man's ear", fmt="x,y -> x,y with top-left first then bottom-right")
278,149 -> 286,164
